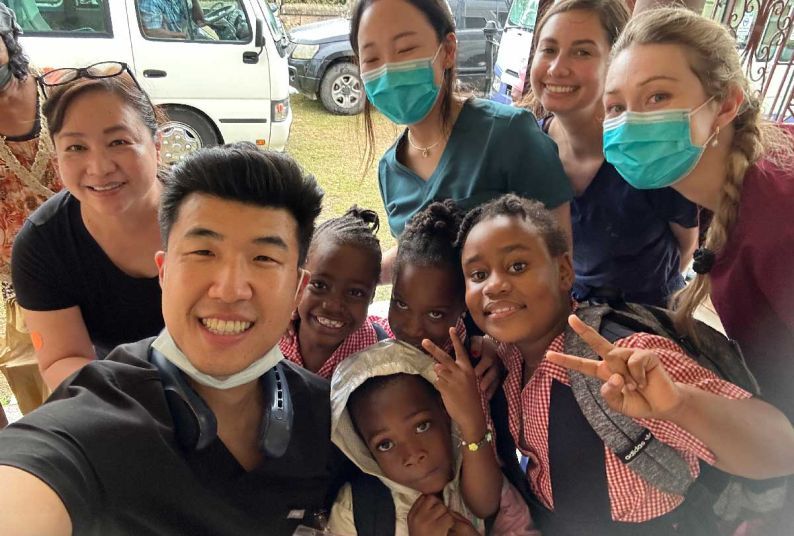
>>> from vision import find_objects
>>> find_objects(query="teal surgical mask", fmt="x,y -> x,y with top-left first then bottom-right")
603,97 -> 717,190
0,64 -> 13,92
362,45 -> 443,125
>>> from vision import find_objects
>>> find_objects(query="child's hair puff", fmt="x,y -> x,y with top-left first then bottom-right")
395,200 -> 466,294
312,205 -> 382,283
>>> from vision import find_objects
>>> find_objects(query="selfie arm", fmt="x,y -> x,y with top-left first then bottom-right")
0,466 -> 71,536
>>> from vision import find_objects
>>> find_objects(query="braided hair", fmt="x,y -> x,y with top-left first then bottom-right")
311,206 -> 382,284
394,200 -> 466,296
457,194 -> 569,258
610,8 -> 794,335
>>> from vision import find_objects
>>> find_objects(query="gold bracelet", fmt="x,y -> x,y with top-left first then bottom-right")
460,429 -> 493,452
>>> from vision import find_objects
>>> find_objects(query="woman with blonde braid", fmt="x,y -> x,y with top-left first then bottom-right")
603,8 -> 794,424
524,0 -> 699,308
605,16 -> 794,534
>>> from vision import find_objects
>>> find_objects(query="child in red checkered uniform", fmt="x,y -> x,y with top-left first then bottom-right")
457,193 -> 794,534
279,206 -> 389,379
388,200 -> 501,401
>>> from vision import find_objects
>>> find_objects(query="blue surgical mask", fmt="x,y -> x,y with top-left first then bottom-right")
362,45 -> 443,125
603,97 -> 716,189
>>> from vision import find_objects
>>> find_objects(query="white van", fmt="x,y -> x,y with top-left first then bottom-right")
488,0 -> 539,106
3,0 -> 293,162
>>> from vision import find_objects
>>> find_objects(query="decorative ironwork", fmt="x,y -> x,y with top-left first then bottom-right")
704,0 -> 794,123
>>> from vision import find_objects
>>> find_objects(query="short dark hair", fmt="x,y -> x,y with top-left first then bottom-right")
348,373 -> 440,438
43,69 -> 162,138
159,142 -> 324,266
394,199 -> 465,297
457,194 -> 569,257
312,206 -> 382,284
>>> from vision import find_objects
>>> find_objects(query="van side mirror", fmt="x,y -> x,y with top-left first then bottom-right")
269,3 -> 279,13
255,19 -> 266,48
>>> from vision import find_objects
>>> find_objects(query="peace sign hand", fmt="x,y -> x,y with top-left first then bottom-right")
545,315 -> 685,420
422,329 -> 487,438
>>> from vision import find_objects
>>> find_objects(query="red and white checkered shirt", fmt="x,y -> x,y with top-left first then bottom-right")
498,332 -> 751,523
279,315 -> 393,379
446,317 -> 468,355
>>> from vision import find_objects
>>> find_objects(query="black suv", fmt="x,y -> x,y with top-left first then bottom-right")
288,0 -> 509,115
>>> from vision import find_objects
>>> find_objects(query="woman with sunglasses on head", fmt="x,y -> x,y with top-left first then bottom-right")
0,4 -> 61,419
11,62 -> 165,391
351,0 -> 573,281
523,0 -> 699,308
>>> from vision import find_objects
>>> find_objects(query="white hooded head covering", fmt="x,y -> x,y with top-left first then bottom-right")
330,341 -> 477,514
330,340 -> 449,494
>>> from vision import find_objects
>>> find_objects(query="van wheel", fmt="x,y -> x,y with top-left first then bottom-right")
319,62 -> 365,115
159,108 -> 220,165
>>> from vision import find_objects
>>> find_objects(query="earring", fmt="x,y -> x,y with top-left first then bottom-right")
711,126 -> 720,147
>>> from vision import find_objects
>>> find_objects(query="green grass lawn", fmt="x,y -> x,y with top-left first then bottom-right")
285,94 -> 400,301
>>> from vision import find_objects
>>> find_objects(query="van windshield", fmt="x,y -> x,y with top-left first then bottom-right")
507,0 -> 540,29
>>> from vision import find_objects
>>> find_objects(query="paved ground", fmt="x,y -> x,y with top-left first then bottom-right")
3,398 -> 21,424
1,299 -> 23,425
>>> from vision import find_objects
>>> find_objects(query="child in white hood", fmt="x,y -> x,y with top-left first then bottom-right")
328,339 -> 538,535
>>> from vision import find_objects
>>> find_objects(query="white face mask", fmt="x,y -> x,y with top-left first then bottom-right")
152,329 -> 284,390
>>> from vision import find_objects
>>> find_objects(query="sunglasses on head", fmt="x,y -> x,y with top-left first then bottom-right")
37,61 -> 145,97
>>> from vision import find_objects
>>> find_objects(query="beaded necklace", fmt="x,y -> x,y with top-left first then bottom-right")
0,84 -> 56,199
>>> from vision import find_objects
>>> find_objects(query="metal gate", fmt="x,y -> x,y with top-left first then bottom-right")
703,0 -> 794,123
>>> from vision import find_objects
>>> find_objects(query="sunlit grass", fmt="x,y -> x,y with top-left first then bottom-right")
285,94 -> 400,301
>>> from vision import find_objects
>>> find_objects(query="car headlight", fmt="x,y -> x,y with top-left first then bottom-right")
291,44 -> 319,60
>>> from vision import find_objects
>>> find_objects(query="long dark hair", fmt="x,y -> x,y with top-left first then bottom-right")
350,0 -> 459,170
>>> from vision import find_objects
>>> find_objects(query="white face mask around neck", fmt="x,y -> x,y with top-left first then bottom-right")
152,329 -> 284,390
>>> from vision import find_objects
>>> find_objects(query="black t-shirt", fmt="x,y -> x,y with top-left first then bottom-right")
11,191 -> 164,355
0,338 -> 348,535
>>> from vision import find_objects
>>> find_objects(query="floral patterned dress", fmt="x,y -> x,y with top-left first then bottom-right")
1,85 -> 61,415
1,87 -> 61,285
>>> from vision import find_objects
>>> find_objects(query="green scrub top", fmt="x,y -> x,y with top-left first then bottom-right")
378,98 -> 573,237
